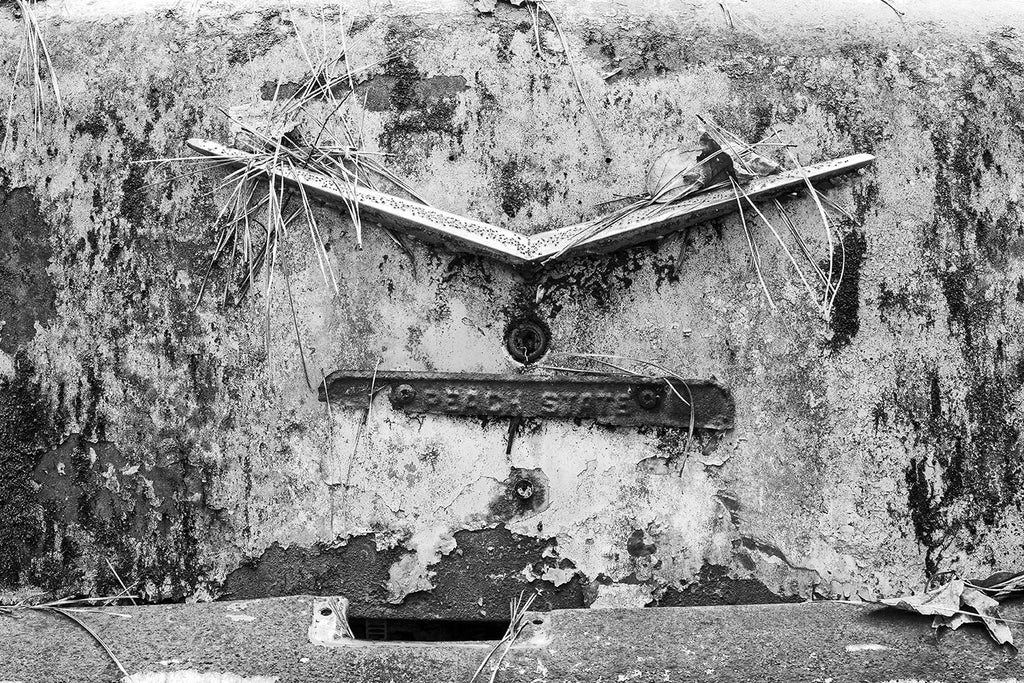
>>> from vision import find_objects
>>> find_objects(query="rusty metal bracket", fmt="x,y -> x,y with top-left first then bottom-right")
319,371 -> 734,430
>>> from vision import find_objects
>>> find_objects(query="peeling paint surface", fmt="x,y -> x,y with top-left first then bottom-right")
0,0 -> 1023,618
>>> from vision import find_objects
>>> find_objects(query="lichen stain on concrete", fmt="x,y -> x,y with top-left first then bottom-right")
649,563 -> 800,607
28,432 -> 223,594
2,2 -> 1024,613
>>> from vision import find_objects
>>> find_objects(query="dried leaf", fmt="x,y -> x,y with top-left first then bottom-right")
879,578 -> 963,617
960,587 -> 1013,645
932,611 -> 982,631
695,116 -> 781,179
699,451 -> 731,467
473,0 -> 499,12
734,148 -> 782,177
884,579 -> 1014,646
645,132 -> 734,204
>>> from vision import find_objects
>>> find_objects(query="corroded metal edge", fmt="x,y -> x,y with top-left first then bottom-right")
185,138 -> 874,267
320,370 -> 735,430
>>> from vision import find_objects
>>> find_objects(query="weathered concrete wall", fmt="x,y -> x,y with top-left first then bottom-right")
1,0 -> 1023,616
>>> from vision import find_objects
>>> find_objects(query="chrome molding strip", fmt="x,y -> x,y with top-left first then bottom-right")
187,138 -> 874,267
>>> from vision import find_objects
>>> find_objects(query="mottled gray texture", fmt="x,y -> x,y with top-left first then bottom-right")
0,0 -> 1022,614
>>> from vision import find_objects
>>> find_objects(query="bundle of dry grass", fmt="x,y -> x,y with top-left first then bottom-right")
552,118 -> 856,318
965,570 -> 1024,602
3,0 -> 62,151
470,590 -> 539,683
140,14 -> 426,386
1,565 -> 137,678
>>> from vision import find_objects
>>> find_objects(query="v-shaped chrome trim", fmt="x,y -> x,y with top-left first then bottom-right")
187,138 -> 874,267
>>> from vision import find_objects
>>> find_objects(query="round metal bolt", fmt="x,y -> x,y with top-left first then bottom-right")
636,388 -> 660,410
504,317 -> 551,364
391,384 -> 417,407
514,480 -> 534,500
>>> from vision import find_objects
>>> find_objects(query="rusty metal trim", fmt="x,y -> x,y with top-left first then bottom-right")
320,371 -> 734,430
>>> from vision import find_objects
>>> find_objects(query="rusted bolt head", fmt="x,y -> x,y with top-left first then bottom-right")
636,388 -> 660,410
504,317 -> 551,364
514,480 -> 534,500
391,384 -> 417,407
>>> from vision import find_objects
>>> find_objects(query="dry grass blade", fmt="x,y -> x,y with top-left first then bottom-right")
730,176 -> 775,310
104,558 -> 137,607
735,181 -> 818,308
470,590 -> 539,683
966,571 -> 1024,602
148,17 -> 423,320
784,148 -> 848,314
285,273 -> 313,391
548,128 -> 784,262
3,0 -> 63,151
773,199 -> 827,289
44,606 -> 130,678
718,1 -> 734,28
535,1 -> 608,157
878,0 -> 905,18
1,593 -> 137,678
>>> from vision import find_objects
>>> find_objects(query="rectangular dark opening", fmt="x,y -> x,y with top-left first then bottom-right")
348,617 -> 510,642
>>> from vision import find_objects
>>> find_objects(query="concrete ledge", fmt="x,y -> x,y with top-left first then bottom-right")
27,0 -> 1024,34
2,598 -> 1022,681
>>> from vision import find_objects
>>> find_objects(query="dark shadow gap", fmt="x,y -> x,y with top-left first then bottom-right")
348,617 -> 509,642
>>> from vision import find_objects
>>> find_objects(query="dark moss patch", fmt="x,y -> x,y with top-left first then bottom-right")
498,158 -> 530,218
223,526 -> 588,619
74,111 -> 109,138
537,245 -> 652,316
0,179 -> 54,353
877,279 -> 934,330
626,529 -> 656,557
416,526 -> 587,617
374,24 -> 466,165
0,359 -> 57,587
493,20 -> 532,62
826,229 -> 866,352
222,535 -> 410,609
360,74 -> 468,113
648,563 -> 797,607
28,432 -> 224,598
585,17 -> 688,80
259,80 -> 301,101
486,467 -> 550,521
896,360 -> 1024,575
226,10 -> 287,65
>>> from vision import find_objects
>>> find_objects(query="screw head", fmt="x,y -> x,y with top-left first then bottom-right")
391,384 -> 417,407
514,480 -> 534,500
636,388 -> 660,410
